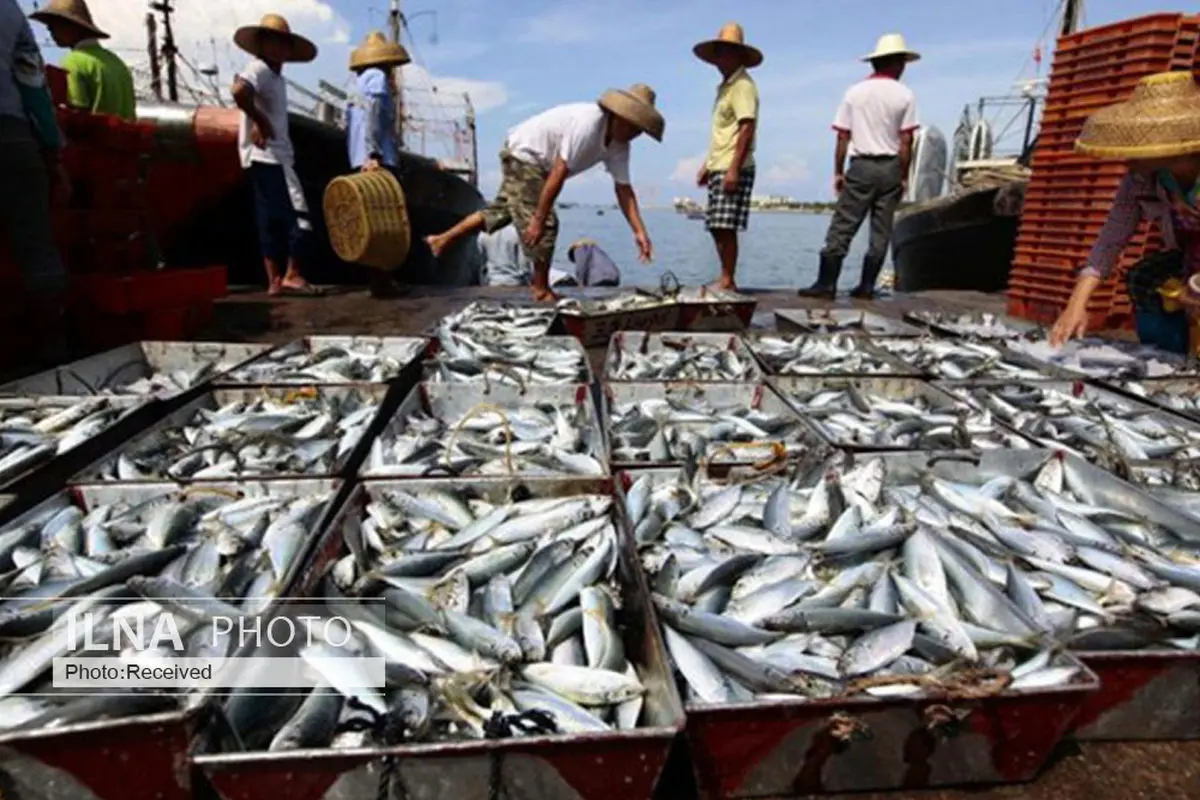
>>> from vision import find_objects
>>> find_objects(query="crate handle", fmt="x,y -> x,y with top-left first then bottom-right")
922,703 -> 973,739
826,711 -> 871,743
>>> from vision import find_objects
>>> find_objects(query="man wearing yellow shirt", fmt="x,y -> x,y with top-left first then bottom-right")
31,0 -> 135,121
694,23 -> 761,292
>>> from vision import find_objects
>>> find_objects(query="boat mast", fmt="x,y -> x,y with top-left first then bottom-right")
145,13 -> 162,100
150,0 -> 179,101
1060,0 -> 1082,36
389,0 -> 404,149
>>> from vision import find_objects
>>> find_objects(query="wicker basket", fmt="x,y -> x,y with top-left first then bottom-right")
323,170 -> 411,271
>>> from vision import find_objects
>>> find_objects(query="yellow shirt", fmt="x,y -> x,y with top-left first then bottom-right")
705,68 -> 758,172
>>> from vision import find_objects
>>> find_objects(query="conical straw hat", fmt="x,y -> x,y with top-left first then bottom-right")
1076,71 -> 1200,160
29,0 -> 108,39
693,23 -> 763,69
350,31 -> 410,71
234,14 -> 318,64
598,84 -> 665,142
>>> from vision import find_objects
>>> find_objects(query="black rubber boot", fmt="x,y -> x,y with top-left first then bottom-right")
850,258 -> 885,300
797,254 -> 841,299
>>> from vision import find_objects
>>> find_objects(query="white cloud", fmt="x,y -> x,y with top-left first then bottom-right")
403,65 -> 508,115
669,154 -> 706,183
763,157 -> 812,184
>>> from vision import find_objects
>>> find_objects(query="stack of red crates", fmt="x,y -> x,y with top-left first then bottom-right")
1007,13 -> 1200,331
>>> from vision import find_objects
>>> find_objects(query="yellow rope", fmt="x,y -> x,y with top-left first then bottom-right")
445,403 -> 516,475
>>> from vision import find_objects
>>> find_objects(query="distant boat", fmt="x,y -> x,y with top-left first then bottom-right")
597,209 -> 605,216
687,211 -> 706,221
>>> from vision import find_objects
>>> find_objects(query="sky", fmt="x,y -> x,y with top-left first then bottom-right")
20,0 -> 1178,204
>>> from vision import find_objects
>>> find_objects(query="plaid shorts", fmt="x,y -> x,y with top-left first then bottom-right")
706,167 -> 756,232
1126,249 -> 1183,311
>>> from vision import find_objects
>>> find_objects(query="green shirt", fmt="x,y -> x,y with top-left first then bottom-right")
62,42 -> 135,121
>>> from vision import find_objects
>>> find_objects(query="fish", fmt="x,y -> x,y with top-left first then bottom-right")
224,338 -> 425,385
777,309 -> 915,336
219,486 -> 648,752
427,335 -> 587,387
556,293 -> 675,318
365,398 -> 605,478
1008,337 -> 1196,380
607,334 -> 759,382
778,381 -> 1031,450
1124,382 -> 1200,424
607,393 -> 811,465
905,311 -> 1036,341
438,302 -> 557,342
632,459 -> 1094,707
870,338 -> 1049,380
0,397 -> 133,482
83,390 -> 382,482
30,347 -> 261,398
747,334 -> 906,376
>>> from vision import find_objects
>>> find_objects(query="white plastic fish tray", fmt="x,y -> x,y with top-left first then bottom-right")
1005,337 -> 1200,381
0,478 -> 343,799
423,335 -> 594,387
363,382 -> 609,478
193,476 -> 686,800
902,310 -> 1043,341
611,460 -> 1100,794
71,385 -> 393,485
742,332 -> 923,378
869,337 -> 1073,381
216,335 -> 430,387
603,331 -> 763,383
602,381 -> 823,470
774,309 -> 924,337
938,379 -> 1200,466
769,376 -> 1036,452
0,341 -> 274,402
557,293 -> 684,348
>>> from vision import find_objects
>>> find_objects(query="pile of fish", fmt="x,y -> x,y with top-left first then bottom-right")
427,334 -> 587,387
906,311 -> 1035,340
0,487 -> 332,731
607,336 -> 759,382
220,487 -> 650,751
1007,338 -> 1195,380
437,302 -> 557,341
747,335 -> 906,376
557,293 -> 674,316
626,459 -> 1089,706
223,339 -> 425,385
106,363 -> 235,396
1123,382 -> 1200,422
777,382 -> 1032,450
1129,464 -> 1200,523
83,391 -> 381,481
777,310 -> 917,336
0,397 -> 133,485
365,400 -> 605,477
950,383 -> 1200,464
872,339 -> 1049,380
608,393 -> 812,465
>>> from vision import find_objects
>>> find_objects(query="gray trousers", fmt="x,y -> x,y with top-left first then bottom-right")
0,116 -> 66,295
821,156 -> 903,267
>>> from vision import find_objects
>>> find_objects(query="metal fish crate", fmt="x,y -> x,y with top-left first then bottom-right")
0,479 -> 343,800
71,385 -> 394,485
675,288 -> 757,333
901,310 -> 1043,341
602,381 -> 823,470
1112,378 -> 1200,424
0,341 -> 273,401
768,376 -> 1036,452
422,335 -> 594,387
743,333 -> 922,378
774,309 -> 923,337
193,477 -> 686,800
217,336 -> 429,388
603,332 -> 763,383
1004,337 -> 1200,381
362,382 -> 608,478
612,459 -> 1099,796
557,297 -> 683,348
870,337 -> 1074,381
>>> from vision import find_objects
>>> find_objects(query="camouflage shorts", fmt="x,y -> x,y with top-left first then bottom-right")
481,150 -> 559,265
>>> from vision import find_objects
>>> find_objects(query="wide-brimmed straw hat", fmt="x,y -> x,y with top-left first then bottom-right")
1076,71 -> 1200,160
350,31 -> 410,71
30,0 -> 108,39
234,14 -> 317,64
693,23 -> 763,69
598,84 -> 665,142
861,33 -> 920,63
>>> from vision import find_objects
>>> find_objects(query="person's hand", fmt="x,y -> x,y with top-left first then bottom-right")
1050,304 -> 1089,347
833,174 -> 845,196
723,168 -> 739,194
522,215 -> 545,248
251,118 -> 274,148
635,230 -> 653,263
362,158 -> 381,172
696,165 -> 708,187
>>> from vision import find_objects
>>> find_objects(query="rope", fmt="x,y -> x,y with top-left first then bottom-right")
846,667 -> 1012,700
445,404 -> 516,475
702,441 -> 790,483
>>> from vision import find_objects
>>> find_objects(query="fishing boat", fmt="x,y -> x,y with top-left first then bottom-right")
891,1 -> 1079,293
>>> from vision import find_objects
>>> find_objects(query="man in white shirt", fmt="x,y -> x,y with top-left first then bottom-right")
800,34 -> 920,300
231,14 -> 321,296
425,84 -> 664,302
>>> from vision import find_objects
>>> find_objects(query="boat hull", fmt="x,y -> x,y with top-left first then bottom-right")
892,183 -> 1022,294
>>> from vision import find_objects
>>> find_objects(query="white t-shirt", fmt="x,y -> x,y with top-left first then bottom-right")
504,103 -> 631,185
237,58 -> 293,169
832,76 -> 918,158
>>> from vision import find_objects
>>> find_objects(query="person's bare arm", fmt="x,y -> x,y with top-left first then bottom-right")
616,183 -> 653,262
833,130 -> 850,194
898,130 -> 915,190
724,119 -> 757,191
231,78 -> 272,138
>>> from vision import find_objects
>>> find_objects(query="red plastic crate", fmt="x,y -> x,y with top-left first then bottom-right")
45,66 -> 67,106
